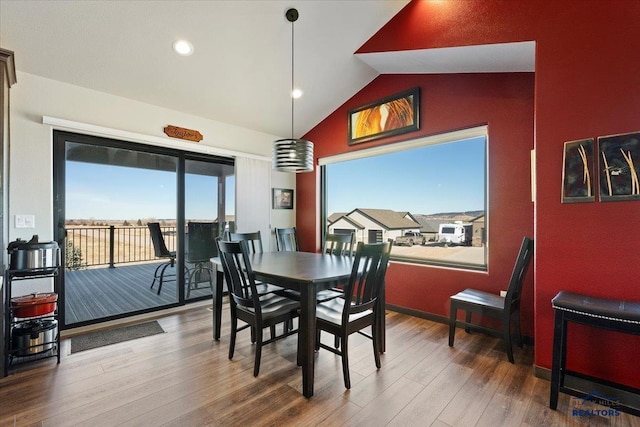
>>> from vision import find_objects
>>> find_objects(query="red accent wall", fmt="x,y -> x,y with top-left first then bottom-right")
298,0 -> 640,388
298,72 -> 535,332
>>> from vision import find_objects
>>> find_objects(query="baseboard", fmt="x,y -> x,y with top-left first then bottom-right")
534,364 -> 551,381
386,304 -> 449,324
385,304 -> 534,346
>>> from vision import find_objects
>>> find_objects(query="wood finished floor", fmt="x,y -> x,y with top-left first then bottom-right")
1,304 -> 638,427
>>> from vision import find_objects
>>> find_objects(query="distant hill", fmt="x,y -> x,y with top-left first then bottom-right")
415,210 -> 484,221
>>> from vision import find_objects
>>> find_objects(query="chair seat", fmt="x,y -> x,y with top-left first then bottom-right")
451,288 -> 505,311
317,288 -> 344,302
448,237 -> 534,364
238,293 -> 300,319
255,282 -> 285,296
316,297 -> 373,326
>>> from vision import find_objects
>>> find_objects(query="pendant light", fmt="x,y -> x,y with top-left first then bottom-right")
272,8 -> 314,173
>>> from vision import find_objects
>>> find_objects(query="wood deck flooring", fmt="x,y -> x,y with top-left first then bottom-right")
1,304 -> 637,426
64,262 -> 213,326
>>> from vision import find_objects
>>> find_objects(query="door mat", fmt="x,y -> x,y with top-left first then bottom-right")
71,321 -> 165,354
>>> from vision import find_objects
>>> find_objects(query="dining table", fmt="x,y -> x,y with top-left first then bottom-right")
211,251 -> 386,398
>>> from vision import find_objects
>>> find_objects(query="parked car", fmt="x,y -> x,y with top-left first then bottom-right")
394,231 -> 425,246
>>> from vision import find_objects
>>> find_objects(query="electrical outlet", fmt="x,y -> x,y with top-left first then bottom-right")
15,214 -> 35,228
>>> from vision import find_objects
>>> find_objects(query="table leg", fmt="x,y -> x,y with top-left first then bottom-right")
212,269 -> 224,340
299,285 -> 317,398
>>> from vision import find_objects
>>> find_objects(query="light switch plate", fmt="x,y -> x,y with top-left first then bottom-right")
15,214 -> 35,228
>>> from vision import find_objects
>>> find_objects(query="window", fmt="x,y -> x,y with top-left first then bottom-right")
321,126 -> 487,270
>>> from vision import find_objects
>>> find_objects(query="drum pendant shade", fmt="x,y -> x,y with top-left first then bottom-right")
272,8 -> 314,173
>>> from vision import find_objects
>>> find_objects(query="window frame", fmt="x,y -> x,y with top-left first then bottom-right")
320,125 -> 488,271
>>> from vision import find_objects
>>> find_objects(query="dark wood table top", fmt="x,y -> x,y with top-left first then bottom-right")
249,251 -> 353,286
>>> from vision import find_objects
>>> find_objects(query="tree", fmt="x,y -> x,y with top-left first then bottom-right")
137,219 -> 142,226
65,241 -> 85,271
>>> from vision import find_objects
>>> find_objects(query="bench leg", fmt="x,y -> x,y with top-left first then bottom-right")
550,309 -> 567,410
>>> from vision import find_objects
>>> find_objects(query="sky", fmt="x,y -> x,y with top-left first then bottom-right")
326,136 -> 486,216
66,162 -> 235,220
65,136 -> 484,221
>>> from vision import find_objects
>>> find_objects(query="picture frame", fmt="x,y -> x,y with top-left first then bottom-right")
272,188 -> 294,209
562,138 -> 595,203
348,87 -> 420,145
598,131 -> 640,202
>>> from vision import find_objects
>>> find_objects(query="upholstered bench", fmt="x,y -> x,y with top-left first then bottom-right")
550,291 -> 640,415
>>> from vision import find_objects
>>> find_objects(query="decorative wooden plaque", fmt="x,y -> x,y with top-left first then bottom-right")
164,125 -> 203,142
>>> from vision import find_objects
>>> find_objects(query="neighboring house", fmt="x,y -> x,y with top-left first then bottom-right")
327,208 -> 421,244
471,214 -> 485,247
412,215 -> 451,242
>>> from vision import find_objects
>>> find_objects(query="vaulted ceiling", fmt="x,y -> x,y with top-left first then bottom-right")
0,1 -> 534,139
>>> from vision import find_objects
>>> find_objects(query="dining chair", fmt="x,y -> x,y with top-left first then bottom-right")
227,231 -> 285,296
185,221 -> 218,298
323,232 -> 355,256
147,222 -> 176,295
448,236 -> 534,363
216,238 -> 299,377
228,231 -> 263,253
315,240 -> 392,389
315,231 -> 357,303
274,227 -> 299,252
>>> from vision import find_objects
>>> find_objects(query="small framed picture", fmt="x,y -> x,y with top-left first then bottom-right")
598,131 -> 640,202
272,188 -> 294,209
562,138 -> 595,203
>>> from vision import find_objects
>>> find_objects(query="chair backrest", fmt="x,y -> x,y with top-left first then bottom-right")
215,238 -> 260,313
341,241 -> 392,323
186,222 -> 220,263
505,237 -> 534,307
228,231 -> 263,254
275,227 -> 299,252
147,222 -> 173,258
323,232 -> 355,256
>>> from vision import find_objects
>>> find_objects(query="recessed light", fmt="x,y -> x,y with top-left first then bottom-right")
292,88 -> 303,99
172,40 -> 193,56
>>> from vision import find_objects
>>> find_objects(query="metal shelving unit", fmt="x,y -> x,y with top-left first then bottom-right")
3,267 -> 60,376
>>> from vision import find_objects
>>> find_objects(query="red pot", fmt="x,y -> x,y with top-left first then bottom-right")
11,292 -> 58,318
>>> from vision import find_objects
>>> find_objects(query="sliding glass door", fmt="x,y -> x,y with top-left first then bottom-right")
53,131 -> 234,328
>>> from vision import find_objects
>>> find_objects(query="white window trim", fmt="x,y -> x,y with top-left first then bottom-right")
319,125 -> 487,166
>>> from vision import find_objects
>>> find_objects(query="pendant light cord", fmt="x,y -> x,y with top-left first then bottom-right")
291,17 -> 295,140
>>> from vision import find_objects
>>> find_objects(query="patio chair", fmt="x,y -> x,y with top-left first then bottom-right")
185,221 -> 220,298
147,222 -> 176,295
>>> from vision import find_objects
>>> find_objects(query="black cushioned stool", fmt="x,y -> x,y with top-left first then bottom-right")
550,291 -> 640,415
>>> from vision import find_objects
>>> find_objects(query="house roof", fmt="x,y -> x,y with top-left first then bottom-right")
327,213 -> 348,224
350,208 -> 420,230
329,215 -> 365,230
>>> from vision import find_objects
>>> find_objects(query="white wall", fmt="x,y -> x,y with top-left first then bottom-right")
8,72 -> 296,292
9,71 -> 295,243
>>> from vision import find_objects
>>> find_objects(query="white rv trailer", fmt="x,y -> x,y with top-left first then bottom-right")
438,222 -> 472,245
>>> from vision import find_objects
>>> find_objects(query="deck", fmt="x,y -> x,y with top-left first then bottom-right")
64,261 -> 215,326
